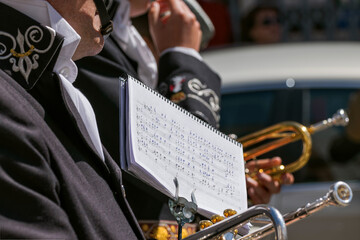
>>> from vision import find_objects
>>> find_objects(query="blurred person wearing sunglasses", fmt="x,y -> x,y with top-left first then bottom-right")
240,2 -> 282,44
0,0 -> 146,239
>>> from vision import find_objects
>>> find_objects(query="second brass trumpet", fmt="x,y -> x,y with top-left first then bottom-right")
237,109 -> 349,179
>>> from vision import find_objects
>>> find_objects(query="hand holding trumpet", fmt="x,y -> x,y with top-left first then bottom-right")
246,157 -> 294,205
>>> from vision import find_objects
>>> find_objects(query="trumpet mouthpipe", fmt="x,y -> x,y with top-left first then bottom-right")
283,181 -> 352,222
308,109 -> 349,133
242,181 -> 353,239
185,182 -> 351,240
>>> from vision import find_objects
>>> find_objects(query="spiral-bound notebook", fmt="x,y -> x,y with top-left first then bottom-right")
119,74 -> 247,216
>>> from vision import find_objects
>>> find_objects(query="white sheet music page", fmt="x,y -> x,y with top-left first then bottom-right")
125,76 -> 247,216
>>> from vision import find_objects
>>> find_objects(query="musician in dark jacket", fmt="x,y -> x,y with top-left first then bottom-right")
75,0 -> 293,238
75,0 -> 221,235
0,0 -> 145,239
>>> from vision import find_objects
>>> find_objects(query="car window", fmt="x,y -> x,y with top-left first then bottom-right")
309,89 -> 354,122
220,91 -> 275,136
219,87 -> 360,183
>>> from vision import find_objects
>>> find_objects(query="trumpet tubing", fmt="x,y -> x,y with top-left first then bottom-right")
238,109 -> 349,178
183,205 -> 287,240
241,181 -> 353,240
190,181 -> 352,240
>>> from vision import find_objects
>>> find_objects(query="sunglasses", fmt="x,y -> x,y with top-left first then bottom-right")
261,17 -> 281,26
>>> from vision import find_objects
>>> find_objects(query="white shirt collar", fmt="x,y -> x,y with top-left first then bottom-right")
0,0 -> 80,83
1,0 -> 105,161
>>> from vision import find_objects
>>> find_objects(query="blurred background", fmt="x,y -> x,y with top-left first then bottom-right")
199,0 -> 360,48
197,1 -> 360,239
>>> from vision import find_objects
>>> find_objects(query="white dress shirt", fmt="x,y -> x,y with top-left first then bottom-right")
112,0 -> 158,89
112,0 -> 203,89
1,0 -> 105,161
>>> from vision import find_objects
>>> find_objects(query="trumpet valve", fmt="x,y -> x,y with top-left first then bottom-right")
199,220 -> 213,230
211,214 -> 225,223
223,209 -> 237,217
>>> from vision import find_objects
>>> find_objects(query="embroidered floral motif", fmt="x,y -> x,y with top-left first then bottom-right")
187,78 -> 220,112
187,78 -> 220,123
0,26 -> 55,83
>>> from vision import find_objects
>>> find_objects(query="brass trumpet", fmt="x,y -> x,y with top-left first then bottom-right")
241,181 -> 353,240
237,109 -> 349,179
184,181 -> 352,240
183,205 -> 287,240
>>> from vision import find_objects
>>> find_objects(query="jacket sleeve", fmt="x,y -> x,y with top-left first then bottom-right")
157,51 -> 221,129
0,85 -> 78,239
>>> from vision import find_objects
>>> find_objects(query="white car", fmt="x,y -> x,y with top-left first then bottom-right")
201,42 -> 360,240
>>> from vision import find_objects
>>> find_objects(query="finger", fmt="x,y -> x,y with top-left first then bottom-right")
156,0 -> 172,23
167,0 -> 183,13
247,187 -> 263,205
246,156 -> 282,171
257,172 -> 281,194
252,184 -> 271,204
281,173 -> 294,185
157,0 -> 170,10
148,1 -> 161,27
246,177 -> 262,204
258,156 -> 282,168
246,176 -> 259,188
245,160 -> 260,171
269,156 -> 282,165
247,176 -> 272,204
